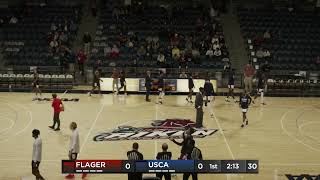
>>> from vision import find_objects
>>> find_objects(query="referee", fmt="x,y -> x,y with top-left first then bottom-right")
127,142 -> 143,180
183,140 -> 202,180
156,143 -> 172,180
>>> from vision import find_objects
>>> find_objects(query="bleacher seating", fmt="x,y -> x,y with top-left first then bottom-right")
90,1 -> 229,70
0,72 -> 74,89
1,5 -> 81,67
238,9 -> 320,71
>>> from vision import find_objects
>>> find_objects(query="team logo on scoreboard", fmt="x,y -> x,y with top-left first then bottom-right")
93,119 -> 218,141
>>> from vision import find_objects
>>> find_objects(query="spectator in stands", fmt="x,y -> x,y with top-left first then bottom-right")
179,71 -> 188,78
253,34 -> 264,47
196,17 -> 203,31
9,16 -> 18,24
263,30 -> 271,40
77,50 -> 86,76
256,48 -> 264,58
209,7 -> 217,21
192,48 -> 200,63
212,41 -> 220,50
50,23 -> 57,32
59,32 -> 68,45
243,63 -> 255,93
315,56 -> 320,64
172,46 -> 181,60
82,32 -> 92,55
49,40 -> 59,52
211,34 -> 219,44
119,32 -> 127,46
152,35 -> 159,44
137,45 -> 147,60
112,7 -> 120,21
219,34 -> 225,44
171,33 -> 181,46
157,52 -> 166,67
185,37 -> 193,50
214,48 -> 222,57
205,48 -> 214,58
104,44 -> 112,57
63,19 -> 69,32
110,44 -> 120,58
263,49 -> 271,59
70,21 -> 77,33
179,54 -> 188,69
146,44 -> 153,60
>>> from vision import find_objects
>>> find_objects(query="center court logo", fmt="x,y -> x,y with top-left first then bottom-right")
93,119 -> 218,141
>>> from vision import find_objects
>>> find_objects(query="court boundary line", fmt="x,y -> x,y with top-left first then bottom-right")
280,107 -> 320,152
212,113 -> 234,180
79,102 -> 105,153
298,121 -> 320,144
212,114 -> 235,159
0,101 -> 33,143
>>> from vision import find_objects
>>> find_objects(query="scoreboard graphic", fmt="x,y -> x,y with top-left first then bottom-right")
62,160 -> 259,174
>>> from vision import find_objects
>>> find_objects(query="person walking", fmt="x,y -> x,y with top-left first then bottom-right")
243,64 -> 255,94
145,71 -> 152,102
195,87 -> 204,128
31,129 -> 45,180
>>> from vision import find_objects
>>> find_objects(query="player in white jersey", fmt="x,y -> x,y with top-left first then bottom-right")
32,129 -> 45,180
65,122 -> 87,179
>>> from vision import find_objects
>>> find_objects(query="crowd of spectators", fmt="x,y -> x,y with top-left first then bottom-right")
91,1 -> 230,70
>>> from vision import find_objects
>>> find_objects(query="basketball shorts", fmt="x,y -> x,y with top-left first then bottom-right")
228,84 -> 234,89
31,161 -> 40,169
242,109 -> 248,113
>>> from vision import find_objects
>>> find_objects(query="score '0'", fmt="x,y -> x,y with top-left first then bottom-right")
198,163 -> 203,170
125,163 -> 131,170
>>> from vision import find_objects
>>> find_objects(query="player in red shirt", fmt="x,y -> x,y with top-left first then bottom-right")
49,93 -> 64,131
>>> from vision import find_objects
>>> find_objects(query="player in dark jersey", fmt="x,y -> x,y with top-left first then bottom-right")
118,70 -> 127,95
204,79 -> 215,117
183,139 -> 202,180
186,73 -> 194,103
157,70 -> 165,104
170,126 -> 194,159
156,143 -> 172,180
239,92 -> 252,128
32,70 -> 42,100
253,72 -> 266,105
127,142 -> 143,180
89,70 -> 103,96
225,69 -> 236,103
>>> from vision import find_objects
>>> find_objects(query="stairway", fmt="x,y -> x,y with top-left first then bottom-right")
71,0 -> 99,84
220,11 -> 248,86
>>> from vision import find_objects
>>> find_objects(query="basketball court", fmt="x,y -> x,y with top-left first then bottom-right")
0,92 -> 319,180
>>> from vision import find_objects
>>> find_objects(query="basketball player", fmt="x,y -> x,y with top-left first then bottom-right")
89,70 -> 103,96
186,73 -> 194,103
253,72 -> 266,105
157,70 -> 165,104
204,79 -> 215,117
170,126 -> 194,159
49,93 -> 64,131
145,71 -> 152,102
183,140 -> 202,180
239,92 -> 252,128
195,87 -> 204,128
32,70 -> 42,100
118,70 -> 127,95
127,142 -> 143,180
225,69 -> 236,102
111,68 -> 119,94
65,122 -> 87,179
31,129 -> 45,180
156,143 -> 172,180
